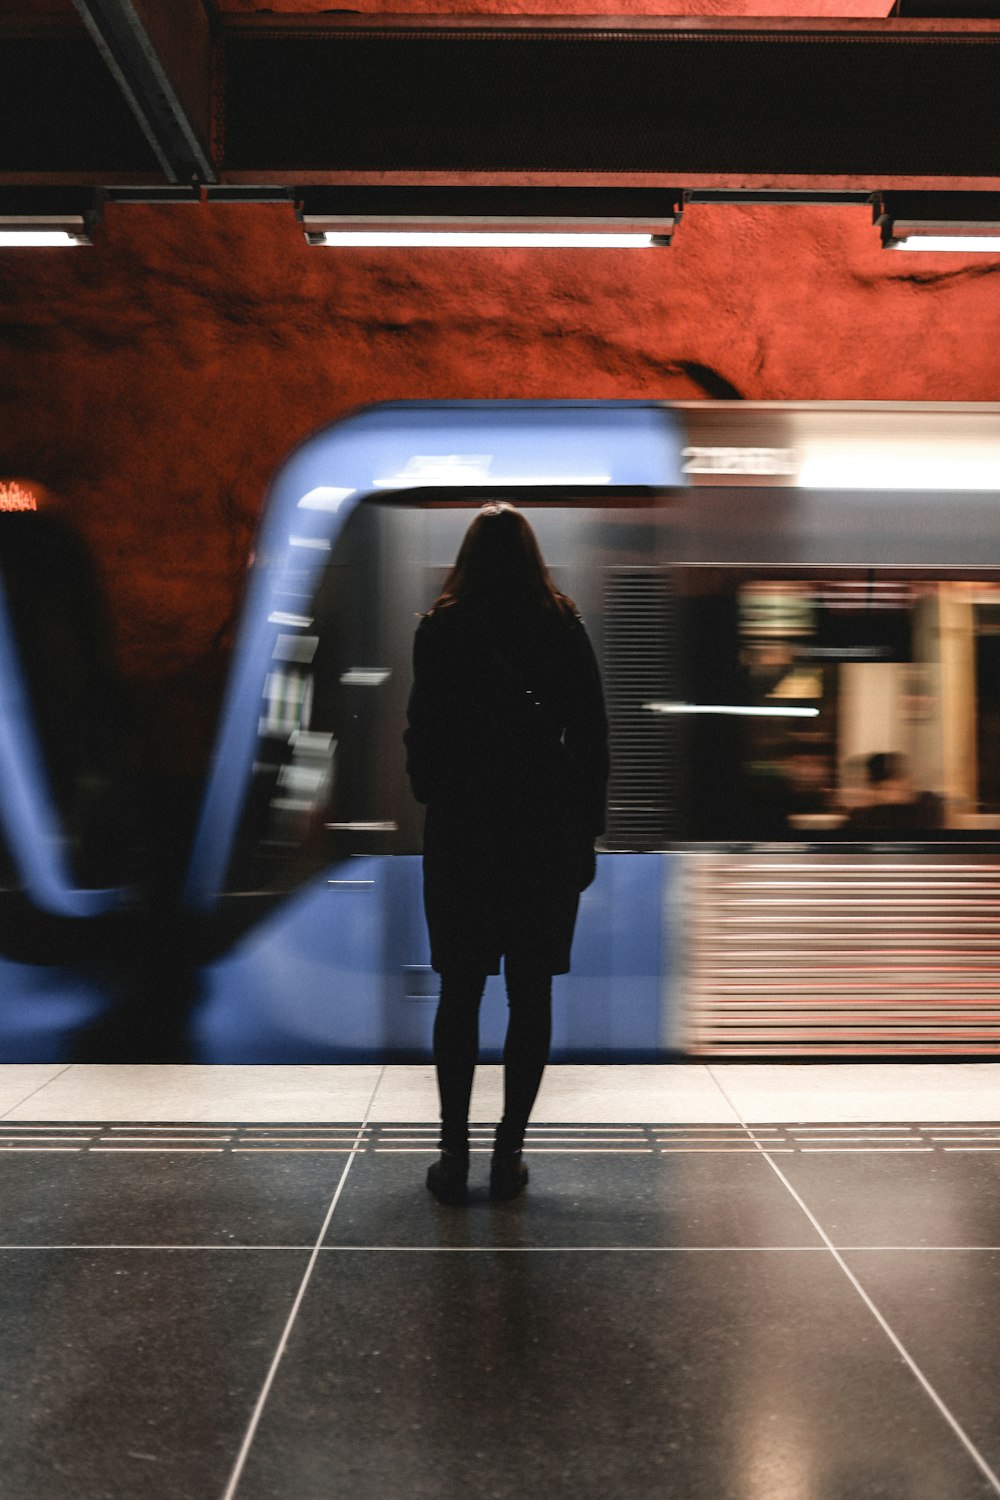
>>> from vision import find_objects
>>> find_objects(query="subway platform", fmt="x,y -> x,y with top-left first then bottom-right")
4,1061 -> 1000,1500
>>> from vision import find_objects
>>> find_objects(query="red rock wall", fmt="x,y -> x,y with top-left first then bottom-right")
218,1 -> 893,13
2,198 -> 999,772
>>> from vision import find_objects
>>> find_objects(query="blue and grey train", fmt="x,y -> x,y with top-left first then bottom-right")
5,400 -> 1000,1060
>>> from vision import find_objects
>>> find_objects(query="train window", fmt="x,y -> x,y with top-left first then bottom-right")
218,492 -> 670,899
0,504 -> 132,893
218,505 -> 1000,891
676,569 -> 1000,842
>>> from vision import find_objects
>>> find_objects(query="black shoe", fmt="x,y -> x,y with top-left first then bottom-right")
490,1150 -> 528,1202
426,1150 -> 469,1206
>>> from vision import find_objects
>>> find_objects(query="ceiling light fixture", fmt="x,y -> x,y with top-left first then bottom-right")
0,230 -> 88,248
299,187 -> 682,248
0,188 -> 99,247
313,230 -> 661,248
891,236 -> 1000,254
876,191 -> 1000,252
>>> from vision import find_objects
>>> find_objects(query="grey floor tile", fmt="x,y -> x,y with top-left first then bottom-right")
232,1249 -> 997,1500
325,1146 -> 826,1249
0,1153 -> 349,1245
0,1248 -> 308,1500
775,1151 -> 1000,1248
844,1249 -> 1000,1485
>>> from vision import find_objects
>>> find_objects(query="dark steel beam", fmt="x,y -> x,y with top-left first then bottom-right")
216,15 -> 1000,192
71,0 -> 215,183
3,13 -> 1000,191
895,0 -> 1000,14
218,13 -> 1000,33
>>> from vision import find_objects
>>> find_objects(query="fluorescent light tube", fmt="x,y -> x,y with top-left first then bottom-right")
891,235 -> 1000,253
0,230 -> 85,247
311,230 -> 658,248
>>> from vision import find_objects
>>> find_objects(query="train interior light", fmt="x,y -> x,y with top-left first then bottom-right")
797,443 -> 1000,491
645,702 -> 820,719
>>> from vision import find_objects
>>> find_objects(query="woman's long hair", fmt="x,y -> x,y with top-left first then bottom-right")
428,503 -> 576,619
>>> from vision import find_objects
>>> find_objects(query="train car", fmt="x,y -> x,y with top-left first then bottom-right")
186,399 -> 1000,1061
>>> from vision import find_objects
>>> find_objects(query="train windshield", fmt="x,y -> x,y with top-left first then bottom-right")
217,491 -> 1000,907
219,491 -> 668,900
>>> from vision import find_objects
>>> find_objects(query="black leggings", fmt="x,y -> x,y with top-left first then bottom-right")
433,961 -> 552,1156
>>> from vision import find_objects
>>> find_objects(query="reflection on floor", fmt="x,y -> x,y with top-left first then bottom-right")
3,1063 -> 1000,1500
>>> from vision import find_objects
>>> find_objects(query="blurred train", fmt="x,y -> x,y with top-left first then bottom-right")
6,400 -> 1000,1060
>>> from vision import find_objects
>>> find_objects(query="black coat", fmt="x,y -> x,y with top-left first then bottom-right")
404,598 -> 609,975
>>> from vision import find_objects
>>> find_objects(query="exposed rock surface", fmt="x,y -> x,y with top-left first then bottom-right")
0,0 -> 896,14
219,1 -> 894,12
1,199 -> 998,772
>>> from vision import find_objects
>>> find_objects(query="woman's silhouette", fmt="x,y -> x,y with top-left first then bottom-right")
405,504 -> 609,1203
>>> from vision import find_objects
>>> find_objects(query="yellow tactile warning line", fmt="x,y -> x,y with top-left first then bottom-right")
0,1123 -> 999,1153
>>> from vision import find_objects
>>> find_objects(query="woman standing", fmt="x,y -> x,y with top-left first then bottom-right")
404,504 -> 609,1204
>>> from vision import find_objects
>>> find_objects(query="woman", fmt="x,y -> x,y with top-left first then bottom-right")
404,503 -> 609,1204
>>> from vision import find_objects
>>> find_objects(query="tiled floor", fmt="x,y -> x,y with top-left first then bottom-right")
4,1063 -> 1000,1498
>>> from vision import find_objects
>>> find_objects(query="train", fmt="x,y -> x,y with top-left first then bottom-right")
4,399 -> 1000,1060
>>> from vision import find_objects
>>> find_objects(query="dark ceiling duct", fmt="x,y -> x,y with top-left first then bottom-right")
2,13 -> 1000,189
894,0 -> 1000,14
218,19 -> 1000,183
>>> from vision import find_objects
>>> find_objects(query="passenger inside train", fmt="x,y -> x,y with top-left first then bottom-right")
716,576 -> 1000,840
842,752 -> 943,833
